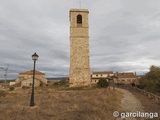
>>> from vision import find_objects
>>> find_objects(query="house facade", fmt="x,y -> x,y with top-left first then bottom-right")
114,72 -> 138,84
91,71 -> 138,85
91,71 -> 114,84
15,70 -> 47,87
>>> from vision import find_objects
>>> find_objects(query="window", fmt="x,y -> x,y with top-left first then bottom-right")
77,14 -> 82,27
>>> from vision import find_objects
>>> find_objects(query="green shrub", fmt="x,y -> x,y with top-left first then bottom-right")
131,83 -> 135,87
40,83 -> 43,87
53,82 -> 60,86
9,87 -> 15,91
139,65 -> 160,94
22,86 -> 29,89
97,78 -> 109,88
53,79 -> 69,86
59,79 -> 69,85
136,85 -> 145,89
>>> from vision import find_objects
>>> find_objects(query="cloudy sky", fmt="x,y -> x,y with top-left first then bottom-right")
0,0 -> 160,79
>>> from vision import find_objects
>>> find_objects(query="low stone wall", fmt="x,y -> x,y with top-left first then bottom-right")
133,87 -> 160,102
116,85 -> 160,102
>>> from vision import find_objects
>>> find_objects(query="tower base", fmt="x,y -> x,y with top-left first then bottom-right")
69,68 -> 91,87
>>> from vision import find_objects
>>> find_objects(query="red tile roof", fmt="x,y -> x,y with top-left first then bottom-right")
20,70 -> 45,75
92,71 -> 113,74
115,72 -> 136,78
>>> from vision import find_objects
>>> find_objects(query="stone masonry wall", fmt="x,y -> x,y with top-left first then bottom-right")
69,9 -> 91,87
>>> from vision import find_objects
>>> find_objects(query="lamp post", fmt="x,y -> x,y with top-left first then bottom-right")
30,52 -> 39,107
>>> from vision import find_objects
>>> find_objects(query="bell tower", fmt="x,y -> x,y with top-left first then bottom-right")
69,9 -> 91,87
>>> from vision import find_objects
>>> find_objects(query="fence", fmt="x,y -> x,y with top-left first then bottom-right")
116,85 -> 160,102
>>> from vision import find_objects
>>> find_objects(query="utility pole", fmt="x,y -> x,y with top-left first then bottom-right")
0,66 -> 9,89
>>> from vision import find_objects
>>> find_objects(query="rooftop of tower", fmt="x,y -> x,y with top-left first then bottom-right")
70,9 -> 89,12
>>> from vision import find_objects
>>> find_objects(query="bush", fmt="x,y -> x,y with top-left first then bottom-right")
9,87 -> 15,91
53,82 -> 60,86
131,83 -> 135,87
53,79 -> 69,86
59,79 -> 69,85
22,86 -> 30,89
139,65 -> 160,93
97,78 -> 109,88
40,83 -> 43,87
136,85 -> 145,89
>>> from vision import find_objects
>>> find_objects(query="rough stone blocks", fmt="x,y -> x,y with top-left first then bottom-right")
69,9 -> 91,87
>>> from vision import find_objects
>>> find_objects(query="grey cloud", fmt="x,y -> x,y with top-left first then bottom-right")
142,35 -> 160,42
0,0 -> 160,79
103,21 -> 140,37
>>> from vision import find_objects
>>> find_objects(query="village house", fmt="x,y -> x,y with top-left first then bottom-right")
15,70 -> 48,87
91,71 -> 115,84
114,72 -> 138,85
91,71 -> 138,85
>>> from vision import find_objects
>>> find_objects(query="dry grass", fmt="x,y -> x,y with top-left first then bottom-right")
0,86 -> 122,120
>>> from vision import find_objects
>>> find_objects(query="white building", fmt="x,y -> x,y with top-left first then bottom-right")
91,71 -> 114,84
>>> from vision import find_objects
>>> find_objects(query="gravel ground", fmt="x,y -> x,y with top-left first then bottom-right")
129,88 -> 160,120
116,88 -> 160,120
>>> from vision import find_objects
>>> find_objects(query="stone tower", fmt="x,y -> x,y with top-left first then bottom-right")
69,9 -> 91,87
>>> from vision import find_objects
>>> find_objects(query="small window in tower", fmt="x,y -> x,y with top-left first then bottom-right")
77,14 -> 82,27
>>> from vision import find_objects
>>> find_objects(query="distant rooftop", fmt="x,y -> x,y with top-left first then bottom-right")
20,70 -> 45,75
92,71 -> 113,74
46,77 -> 69,80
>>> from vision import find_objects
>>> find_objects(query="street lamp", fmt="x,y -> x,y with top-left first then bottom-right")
30,52 -> 39,107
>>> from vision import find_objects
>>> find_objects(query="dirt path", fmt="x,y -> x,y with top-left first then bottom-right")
116,88 -> 144,120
